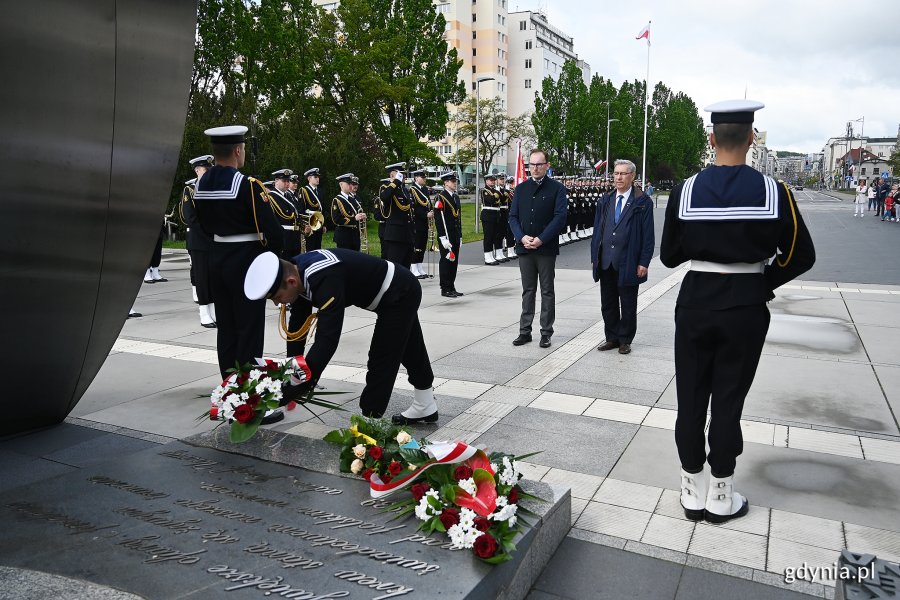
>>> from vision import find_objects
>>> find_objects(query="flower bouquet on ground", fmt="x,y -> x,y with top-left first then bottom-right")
323,414 -> 416,482
204,356 -> 344,443
324,417 -> 540,563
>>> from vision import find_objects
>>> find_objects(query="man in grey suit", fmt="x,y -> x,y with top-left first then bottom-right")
590,159 -> 655,355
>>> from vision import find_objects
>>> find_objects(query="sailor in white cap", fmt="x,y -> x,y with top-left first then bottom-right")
193,125 -> 286,424
268,168 -> 304,258
661,100 -> 816,524
434,172 -> 463,297
244,249 -> 440,424
299,167 -> 326,251
331,173 -> 366,251
378,162 -> 415,268
180,155 -> 216,327
408,169 -> 433,279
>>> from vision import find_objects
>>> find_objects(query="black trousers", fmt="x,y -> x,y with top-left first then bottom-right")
334,226 -> 360,252
377,223 -> 386,258
286,300 -> 313,358
481,214 -> 500,253
306,229 -> 323,251
382,240 -> 413,268
149,226 -> 163,268
503,213 -> 515,248
209,242 -> 267,379
190,249 -> 212,305
674,304 -> 770,477
439,241 -> 460,292
413,218 -> 429,263
359,269 -> 435,416
599,266 -> 638,344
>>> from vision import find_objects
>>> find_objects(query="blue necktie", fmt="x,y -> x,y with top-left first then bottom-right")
615,195 -> 624,224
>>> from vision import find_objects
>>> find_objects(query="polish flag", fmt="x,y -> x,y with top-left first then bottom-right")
514,139 -> 527,186
594,159 -> 607,171
635,23 -> 650,45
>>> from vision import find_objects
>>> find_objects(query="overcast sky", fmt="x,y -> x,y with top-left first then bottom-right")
520,0 -> 900,154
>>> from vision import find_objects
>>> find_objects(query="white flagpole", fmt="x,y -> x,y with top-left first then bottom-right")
641,22 -> 651,187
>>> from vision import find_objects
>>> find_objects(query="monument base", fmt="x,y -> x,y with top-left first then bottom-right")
0,428 -> 570,600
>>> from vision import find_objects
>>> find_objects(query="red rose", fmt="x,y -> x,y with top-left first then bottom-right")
369,446 -> 384,460
246,394 -> 261,407
209,407 -> 219,420
508,487 -> 519,504
439,508 -> 460,529
454,465 -> 473,480
233,404 -> 255,424
474,517 -> 491,532
382,473 -> 393,484
362,469 -> 374,482
389,461 -> 402,476
473,533 -> 499,558
410,483 -> 430,501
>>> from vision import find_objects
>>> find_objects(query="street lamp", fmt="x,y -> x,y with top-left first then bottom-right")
606,118 -> 619,181
474,75 -> 494,234
852,117 -> 864,186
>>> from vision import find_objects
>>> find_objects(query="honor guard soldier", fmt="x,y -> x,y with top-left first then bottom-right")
268,169 -> 304,258
409,169 -> 434,279
181,155 -> 216,328
374,178 -> 389,258
331,173 -> 366,251
287,173 -> 300,203
299,168 -> 326,250
434,172 -> 464,297
481,173 -> 505,264
245,249 -> 440,424
193,126 -> 285,426
661,100 -> 816,524
497,173 -> 516,261
378,162 -> 416,268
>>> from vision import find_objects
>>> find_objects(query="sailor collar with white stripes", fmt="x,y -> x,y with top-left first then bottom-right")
679,170 -> 780,221
194,167 -> 244,200
296,249 -> 340,301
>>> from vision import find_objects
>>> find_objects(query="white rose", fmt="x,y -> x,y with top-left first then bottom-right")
396,431 -> 412,445
350,459 -> 364,474
352,444 -> 367,459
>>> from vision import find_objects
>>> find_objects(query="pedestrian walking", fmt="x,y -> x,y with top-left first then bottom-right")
855,179 -> 868,217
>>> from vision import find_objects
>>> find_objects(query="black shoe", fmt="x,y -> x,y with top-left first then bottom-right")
416,274 -> 430,279
539,335 -> 551,348
498,257 -> 510,263
143,279 -> 155,284
485,261 -> 499,266
597,341 -> 619,351
618,343 -> 632,355
392,411 -> 439,425
451,290 -> 464,296
512,334 -> 532,346
155,277 -> 168,282
441,290 -> 457,298
201,322 -> 217,328
127,311 -> 142,319
260,410 -> 284,425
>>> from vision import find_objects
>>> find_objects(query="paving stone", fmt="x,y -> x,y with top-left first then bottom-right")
444,413 -> 499,433
765,537 -> 840,585
769,509 -> 844,551
593,478 -> 663,513
541,468 -> 604,500
465,400 -> 517,419
541,378 -> 663,406
576,501 -> 652,541
860,435 -> 900,465
434,379 -> 494,399
530,391 -> 594,415
843,522 -> 900,563
583,398 -> 650,424
689,524 -> 767,570
476,385 -> 542,406
675,565 -> 822,600
640,514 -> 695,553
788,427 -> 864,459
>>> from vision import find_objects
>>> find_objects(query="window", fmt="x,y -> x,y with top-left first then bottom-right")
472,31 -> 476,39
498,32 -> 502,42
502,15 -> 505,25
436,3 -> 449,14
861,168 -> 867,175
525,59 -> 531,68
472,81 -> 476,91
525,79 -> 531,88
472,13 -> 476,21
520,20 -> 526,30
525,40 -> 532,49
472,65 -> 476,73
472,48 -> 476,56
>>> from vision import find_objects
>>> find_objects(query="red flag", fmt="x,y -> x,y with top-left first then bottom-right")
635,22 -> 650,45
594,159 -> 607,171
514,140 -> 526,186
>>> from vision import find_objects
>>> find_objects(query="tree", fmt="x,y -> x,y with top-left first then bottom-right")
532,60 -> 588,173
453,96 -> 533,178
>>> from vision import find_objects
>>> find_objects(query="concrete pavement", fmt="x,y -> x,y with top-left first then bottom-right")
4,189 -> 900,599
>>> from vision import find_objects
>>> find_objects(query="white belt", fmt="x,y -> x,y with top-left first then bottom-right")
366,262 -> 395,311
282,225 -> 299,231
689,260 -> 765,274
481,206 -> 501,211
213,233 -> 262,243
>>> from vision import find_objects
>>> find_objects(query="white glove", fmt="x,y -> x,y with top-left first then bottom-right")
395,173 -> 405,184
439,236 -> 451,251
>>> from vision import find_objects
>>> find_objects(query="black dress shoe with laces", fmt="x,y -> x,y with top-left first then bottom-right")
618,343 -> 632,355
512,334 -> 532,346
597,341 -> 620,351
451,290 -> 464,296
539,335 -> 551,348
441,290 -> 457,298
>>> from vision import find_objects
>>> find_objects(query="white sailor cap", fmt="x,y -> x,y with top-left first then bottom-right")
704,99 -> 765,124
385,161 -> 407,171
350,176 -> 360,184
203,125 -> 248,144
272,168 -> 293,180
440,172 -> 457,182
189,155 -> 214,168
304,167 -> 321,177
496,172 -> 507,179
289,173 -> 300,182
336,173 -> 355,183
185,177 -> 197,185
411,169 -> 426,177
484,172 -> 497,181
245,252 -> 283,301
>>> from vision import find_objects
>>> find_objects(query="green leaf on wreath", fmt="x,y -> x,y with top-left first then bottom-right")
229,421 -> 259,444
323,429 -> 347,444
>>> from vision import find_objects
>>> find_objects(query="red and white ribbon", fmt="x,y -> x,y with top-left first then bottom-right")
368,441 -> 479,499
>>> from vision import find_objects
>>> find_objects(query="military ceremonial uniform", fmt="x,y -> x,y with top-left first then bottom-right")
378,163 -> 415,268
331,186 -> 364,251
434,173 -> 463,297
193,126 -> 284,379
179,171 -> 215,327
480,177 -> 505,264
409,173 -> 433,277
374,178 -> 389,258
268,169 -> 304,259
500,179 -> 517,259
660,100 -> 816,524
245,249 -> 438,423
299,177 -> 326,251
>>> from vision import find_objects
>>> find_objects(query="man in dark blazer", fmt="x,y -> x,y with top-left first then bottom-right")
509,149 -> 568,348
591,159 -> 655,355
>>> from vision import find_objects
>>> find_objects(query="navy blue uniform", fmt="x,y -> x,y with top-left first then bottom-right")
180,182 -> 213,305
378,179 -> 415,267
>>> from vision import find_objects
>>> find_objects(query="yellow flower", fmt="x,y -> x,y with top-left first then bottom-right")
348,424 -> 377,446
